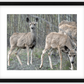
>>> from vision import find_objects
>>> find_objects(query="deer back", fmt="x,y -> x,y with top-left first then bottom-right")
46,32 -> 67,48
59,20 -> 77,27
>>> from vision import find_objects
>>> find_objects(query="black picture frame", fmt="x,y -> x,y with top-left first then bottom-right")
0,2 -> 84,82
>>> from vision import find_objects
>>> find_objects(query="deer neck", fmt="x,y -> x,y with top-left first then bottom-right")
65,36 -> 74,51
68,44 -> 73,51
30,30 -> 36,38
66,40 -> 73,51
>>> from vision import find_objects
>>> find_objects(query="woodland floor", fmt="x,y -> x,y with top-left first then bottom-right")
7,47 -> 77,70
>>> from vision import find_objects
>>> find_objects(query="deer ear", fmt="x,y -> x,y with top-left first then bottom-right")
26,17 -> 29,22
36,18 -> 38,22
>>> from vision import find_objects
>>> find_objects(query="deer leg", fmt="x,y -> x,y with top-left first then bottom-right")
58,46 -> 62,70
40,49 -> 47,68
48,49 -> 53,69
70,63 -> 73,70
8,46 -> 15,66
15,48 -> 22,65
25,45 -> 29,65
30,49 -> 33,64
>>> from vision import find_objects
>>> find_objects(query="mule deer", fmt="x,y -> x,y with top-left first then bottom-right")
59,20 -> 77,27
39,32 -> 76,70
59,20 -> 77,48
8,17 -> 38,66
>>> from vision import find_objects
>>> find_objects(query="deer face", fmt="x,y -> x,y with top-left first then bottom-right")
68,49 -> 76,64
29,22 -> 37,32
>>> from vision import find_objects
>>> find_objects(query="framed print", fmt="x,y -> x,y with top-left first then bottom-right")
0,2 -> 84,82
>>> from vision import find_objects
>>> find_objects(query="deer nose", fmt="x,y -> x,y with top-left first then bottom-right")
31,27 -> 34,29
71,61 -> 74,64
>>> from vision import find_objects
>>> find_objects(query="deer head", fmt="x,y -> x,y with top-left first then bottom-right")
61,46 -> 76,65
26,17 -> 38,32
68,49 -> 76,64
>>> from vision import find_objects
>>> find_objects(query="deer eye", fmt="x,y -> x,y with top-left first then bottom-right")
73,55 -> 76,57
